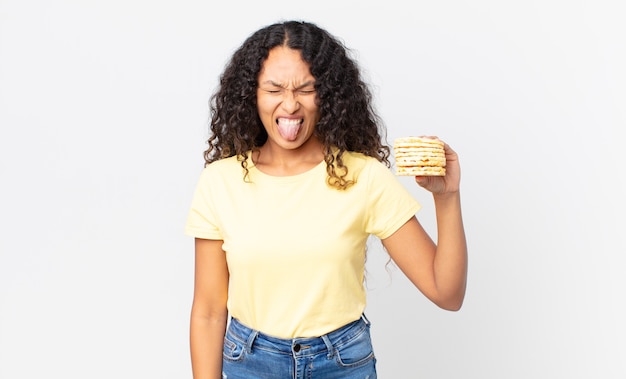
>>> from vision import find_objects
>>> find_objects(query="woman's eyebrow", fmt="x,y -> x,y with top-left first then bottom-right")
260,80 -> 315,88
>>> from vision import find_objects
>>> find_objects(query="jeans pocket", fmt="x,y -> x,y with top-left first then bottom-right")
335,326 -> 376,368
223,335 -> 246,362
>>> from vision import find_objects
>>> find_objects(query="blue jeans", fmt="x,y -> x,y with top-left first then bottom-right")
222,315 -> 377,379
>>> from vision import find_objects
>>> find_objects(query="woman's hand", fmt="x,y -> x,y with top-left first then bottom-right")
414,138 -> 460,195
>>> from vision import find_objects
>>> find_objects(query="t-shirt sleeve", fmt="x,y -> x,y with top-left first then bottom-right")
184,167 -> 223,240
363,160 -> 422,239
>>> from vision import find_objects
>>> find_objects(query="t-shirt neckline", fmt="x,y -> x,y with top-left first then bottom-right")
247,156 -> 326,182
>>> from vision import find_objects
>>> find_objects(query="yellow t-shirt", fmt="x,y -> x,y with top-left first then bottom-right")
185,151 -> 421,338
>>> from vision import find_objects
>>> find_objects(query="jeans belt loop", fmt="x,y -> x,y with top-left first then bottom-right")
245,330 -> 259,354
361,313 -> 371,326
320,334 -> 335,359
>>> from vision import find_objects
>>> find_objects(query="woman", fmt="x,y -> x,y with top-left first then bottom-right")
185,20 -> 467,379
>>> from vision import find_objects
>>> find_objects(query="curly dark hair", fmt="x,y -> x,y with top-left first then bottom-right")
204,20 -> 390,190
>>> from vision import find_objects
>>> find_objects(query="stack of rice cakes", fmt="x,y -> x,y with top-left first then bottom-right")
393,137 -> 446,176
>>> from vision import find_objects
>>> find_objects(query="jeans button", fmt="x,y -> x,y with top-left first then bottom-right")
293,343 -> 301,352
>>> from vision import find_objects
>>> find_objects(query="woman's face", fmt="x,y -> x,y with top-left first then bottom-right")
256,46 -> 320,151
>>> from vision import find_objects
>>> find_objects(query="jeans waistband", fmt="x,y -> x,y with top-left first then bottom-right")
227,314 -> 371,358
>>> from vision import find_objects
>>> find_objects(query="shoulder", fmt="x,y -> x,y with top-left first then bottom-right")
334,151 -> 394,189
205,155 -> 243,170
197,155 -> 245,183
341,151 -> 391,177
341,151 -> 384,169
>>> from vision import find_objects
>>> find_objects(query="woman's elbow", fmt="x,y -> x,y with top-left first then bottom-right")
439,299 -> 464,312
433,292 -> 465,311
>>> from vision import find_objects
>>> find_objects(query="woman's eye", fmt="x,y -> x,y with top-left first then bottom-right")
259,87 -> 282,94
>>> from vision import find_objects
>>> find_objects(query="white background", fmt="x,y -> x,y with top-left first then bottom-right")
1,0 -> 625,378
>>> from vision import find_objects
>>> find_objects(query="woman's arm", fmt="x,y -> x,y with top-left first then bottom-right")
382,140 -> 467,310
190,238 -> 229,379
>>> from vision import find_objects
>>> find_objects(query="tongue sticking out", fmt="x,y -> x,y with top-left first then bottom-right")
277,120 -> 301,141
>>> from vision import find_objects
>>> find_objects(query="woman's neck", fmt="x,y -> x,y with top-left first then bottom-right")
253,137 -> 324,176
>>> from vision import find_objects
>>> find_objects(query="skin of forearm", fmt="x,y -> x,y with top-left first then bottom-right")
190,312 -> 227,379
432,191 -> 468,310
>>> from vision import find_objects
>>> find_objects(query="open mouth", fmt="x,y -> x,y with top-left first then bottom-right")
276,118 -> 303,141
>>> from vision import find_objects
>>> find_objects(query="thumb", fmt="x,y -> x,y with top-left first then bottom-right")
415,176 -> 428,186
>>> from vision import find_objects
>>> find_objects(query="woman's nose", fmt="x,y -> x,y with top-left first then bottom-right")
281,90 -> 300,113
